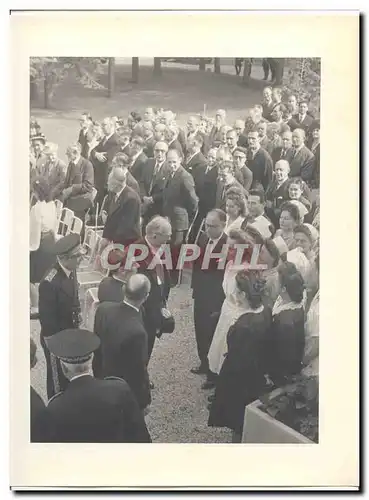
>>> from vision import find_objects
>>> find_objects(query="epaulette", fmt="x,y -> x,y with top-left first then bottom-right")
47,391 -> 63,404
104,376 -> 126,383
44,268 -> 58,282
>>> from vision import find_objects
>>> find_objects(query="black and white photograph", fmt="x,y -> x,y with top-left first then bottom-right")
10,10 -> 359,490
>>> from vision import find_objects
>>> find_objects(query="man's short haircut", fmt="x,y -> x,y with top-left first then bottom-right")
207,208 -> 227,224
249,188 -> 266,204
82,112 -> 93,121
131,136 -> 145,149
226,129 -> 238,137
146,216 -> 172,236
299,99 -> 309,106
193,133 -> 204,147
167,147 -> 183,160
66,142 -> 82,154
125,274 -> 151,303
233,147 -> 247,157
293,128 -> 306,139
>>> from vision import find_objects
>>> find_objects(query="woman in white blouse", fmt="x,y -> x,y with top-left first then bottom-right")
224,187 -> 247,235
30,177 -> 58,312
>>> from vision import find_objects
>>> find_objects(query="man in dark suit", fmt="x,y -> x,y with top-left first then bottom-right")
54,142 -> 95,222
186,115 -> 208,155
232,147 -> 253,191
38,234 -> 85,399
142,122 -> 156,158
226,129 -> 239,157
247,130 -> 274,191
162,148 -> 198,247
215,161 -> 247,210
292,100 -> 314,135
165,125 -> 184,156
141,141 -> 171,227
257,120 -> 272,152
93,274 -> 151,410
128,136 -> 148,183
77,112 -> 94,159
208,109 -> 227,147
290,128 -> 315,183
271,130 -> 293,165
184,134 -> 207,191
191,209 -> 227,376
265,159 -> 291,227
44,328 -> 151,442
39,142 -> 66,200
90,117 -> 121,207
100,166 -> 141,246
234,119 -> 248,148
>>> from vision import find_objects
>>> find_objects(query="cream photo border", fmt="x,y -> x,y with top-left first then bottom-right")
10,11 -> 359,489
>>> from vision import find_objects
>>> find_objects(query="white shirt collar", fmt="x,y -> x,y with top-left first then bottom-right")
104,132 -> 114,142
57,259 -> 72,277
208,233 -> 224,247
70,373 -> 92,382
123,300 -> 140,313
114,186 -> 125,200
145,236 -> 161,256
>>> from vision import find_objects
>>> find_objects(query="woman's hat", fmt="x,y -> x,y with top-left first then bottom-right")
30,133 -> 46,144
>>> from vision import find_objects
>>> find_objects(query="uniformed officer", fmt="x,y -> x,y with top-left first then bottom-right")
38,233 -> 84,399
44,329 -> 151,443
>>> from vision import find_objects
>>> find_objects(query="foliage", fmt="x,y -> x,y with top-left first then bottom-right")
259,373 -> 319,443
283,58 -> 321,118
30,57 -> 108,106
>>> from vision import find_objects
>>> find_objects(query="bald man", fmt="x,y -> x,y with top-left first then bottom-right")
90,116 -> 121,207
100,165 -> 141,247
93,274 -> 152,410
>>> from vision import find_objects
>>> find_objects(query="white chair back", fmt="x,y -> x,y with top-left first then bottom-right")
55,199 -> 63,221
70,216 -> 83,236
83,287 -> 99,331
80,229 -> 102,268
57,207 -> 75,238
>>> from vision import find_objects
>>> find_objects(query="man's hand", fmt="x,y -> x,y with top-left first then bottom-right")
95,152 -> 107,162
62,187 -> 73,200
161,308 -> 172,319
142,196 -> 153,206
101,210 -> 108,224
265,200 -> 273,209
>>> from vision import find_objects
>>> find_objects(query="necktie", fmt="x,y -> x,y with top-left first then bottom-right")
281,149 -> 285,158
149,163 -> 160,194
291,148 -> 297,160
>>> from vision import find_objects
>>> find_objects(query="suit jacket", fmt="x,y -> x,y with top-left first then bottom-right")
292,113 -> 314,135
191,232 -> 227,313
235,165 -> 253,192
90,133 -> 121,195
134,238 -> 171,338
93,302 -> 151,409
237,134 -> 248,148
127,171 -> 140,195
262,101 -> 275,121
130,152 -> 148,184
289,145 -> 315,182
143,137 -> 156,158
102,186 -> 141,245
196,164 -> 219,217
185,130 -> 208,156
177,128 -> 187,153
168,139 -> 183,156
39,264 -> 81,339
55,156 -> 94,212
306,141 -> 320,189
141,159 -> 171,221
78,128 -> 94,159
162,166 -> 198,231
32,158 -> 66,199
247,148 -> 273,191
208,125 -> 222,148
184,151 -> 208,192
272,146 -> 293,166
44,375 -> 151,442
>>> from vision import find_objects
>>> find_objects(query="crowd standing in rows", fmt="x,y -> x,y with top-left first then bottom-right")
29,85 -> 320,443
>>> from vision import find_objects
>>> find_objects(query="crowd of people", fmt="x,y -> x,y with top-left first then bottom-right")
29,84 -> 320,443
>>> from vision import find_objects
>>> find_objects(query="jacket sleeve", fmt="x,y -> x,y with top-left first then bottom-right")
183,172 -> 198,219
70,159 -> 94,196
38,280 -> 59,337
263,153 -> 274,190
300,153 -> 315,182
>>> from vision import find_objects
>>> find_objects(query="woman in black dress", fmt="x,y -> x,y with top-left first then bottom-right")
268,261 -> 306,386
208,269 -> 272,442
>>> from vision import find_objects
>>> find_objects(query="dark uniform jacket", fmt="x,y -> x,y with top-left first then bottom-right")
39,264 -> 81,339
44,375 -> 151,442
102,186 -> 142,245
93,302 -> 151,409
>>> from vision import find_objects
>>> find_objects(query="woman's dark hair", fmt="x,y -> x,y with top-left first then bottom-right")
235,269 -> 266,309
225,190 -> 247,217
279,201 -> 301,223
228,228 -> 249,245
262,238 -> 280,267
287,177 -> 305,190
278,261 -> 305,303
32,177 -> 52,202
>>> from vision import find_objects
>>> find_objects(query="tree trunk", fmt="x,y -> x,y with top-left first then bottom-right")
108,57 -> 115,97
131,57 -> 139,83
43,77 -> 50,109
214,58 -> 221,74
30,75 -> 38,102
242,58 -> 252,84
199,58 -> 206,71
153,57 -> 162,77
274,58 -> 285,86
